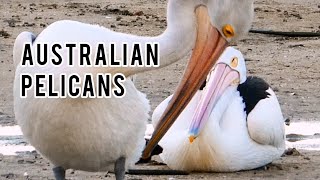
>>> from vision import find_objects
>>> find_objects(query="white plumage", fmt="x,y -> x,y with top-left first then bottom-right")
12,1 -> 198,175
152,47 -> 285,172
13,22 -> 154,173
13,0 -> 255,179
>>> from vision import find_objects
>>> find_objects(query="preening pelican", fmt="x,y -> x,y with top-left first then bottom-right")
13,0 -> 254,179
151,47 -> 286,172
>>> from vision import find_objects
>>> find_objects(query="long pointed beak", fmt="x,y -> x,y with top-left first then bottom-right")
188,63 -> 239,142
141,6 -> 228,159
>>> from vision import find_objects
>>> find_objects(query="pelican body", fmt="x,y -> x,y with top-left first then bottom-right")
13,0 -> 254,179
152,47 -> 286,172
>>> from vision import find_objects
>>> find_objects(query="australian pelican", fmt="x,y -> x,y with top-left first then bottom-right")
13,0 -> 254,179
150,47 -> 286,172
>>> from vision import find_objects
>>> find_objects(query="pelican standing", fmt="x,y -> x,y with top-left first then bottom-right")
151,47 -> 286,172
13,0 -> 254,179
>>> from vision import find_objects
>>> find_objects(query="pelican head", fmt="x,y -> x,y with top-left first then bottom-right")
188,47 -> 246,142
206,0 -> 254,42
143,0 -> 254,158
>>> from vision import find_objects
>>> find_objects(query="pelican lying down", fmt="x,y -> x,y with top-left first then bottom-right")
151,47 -> 286,172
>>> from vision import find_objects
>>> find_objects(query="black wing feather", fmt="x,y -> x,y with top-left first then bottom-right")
237,76 -> 271,116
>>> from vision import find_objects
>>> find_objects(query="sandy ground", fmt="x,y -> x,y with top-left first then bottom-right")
0,0 -> 320,179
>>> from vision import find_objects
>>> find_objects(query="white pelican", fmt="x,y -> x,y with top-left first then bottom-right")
13,0 -> 254,179
150,47 -> 286,172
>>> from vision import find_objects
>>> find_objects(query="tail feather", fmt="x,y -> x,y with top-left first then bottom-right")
13,31 -> 36,68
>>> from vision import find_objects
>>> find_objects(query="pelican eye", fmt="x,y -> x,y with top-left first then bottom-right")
222,24 -> 235,38
231,57 -> 238,68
